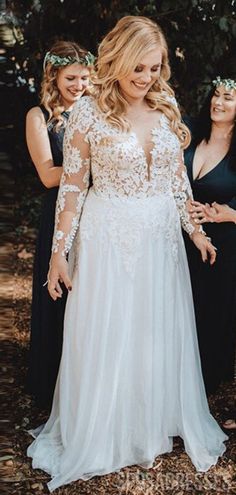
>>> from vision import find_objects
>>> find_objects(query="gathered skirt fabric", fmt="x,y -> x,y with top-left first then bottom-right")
27,189 -> 227,492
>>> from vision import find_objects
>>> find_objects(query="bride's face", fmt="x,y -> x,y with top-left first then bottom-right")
118,48 -> 162,102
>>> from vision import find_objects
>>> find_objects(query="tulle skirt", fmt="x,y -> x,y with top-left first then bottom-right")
27,189 -> 227,492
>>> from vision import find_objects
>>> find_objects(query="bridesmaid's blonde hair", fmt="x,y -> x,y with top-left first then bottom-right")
94,16 -> 190,147
41,41 -> 93,130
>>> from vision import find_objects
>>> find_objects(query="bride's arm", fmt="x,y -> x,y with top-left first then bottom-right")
48,101 -> 91,300
171,152 -> 217,264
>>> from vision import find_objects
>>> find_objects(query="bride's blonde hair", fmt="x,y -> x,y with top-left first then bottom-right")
41,41 -> 93,130
94,16 -> 190,147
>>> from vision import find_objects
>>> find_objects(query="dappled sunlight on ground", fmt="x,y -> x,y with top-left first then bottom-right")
2,168 -> 235,494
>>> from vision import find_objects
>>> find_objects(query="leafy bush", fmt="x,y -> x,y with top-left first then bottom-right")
2,0 -> 235,178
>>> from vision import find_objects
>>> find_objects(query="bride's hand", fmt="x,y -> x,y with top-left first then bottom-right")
190,231 -> 217,265
48,254 -> 72,301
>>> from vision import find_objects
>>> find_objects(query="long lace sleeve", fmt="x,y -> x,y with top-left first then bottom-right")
51,99 -> 91,257
171,152 -> 203,236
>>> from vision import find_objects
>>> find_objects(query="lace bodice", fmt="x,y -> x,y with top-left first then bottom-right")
52,96 -> 199,256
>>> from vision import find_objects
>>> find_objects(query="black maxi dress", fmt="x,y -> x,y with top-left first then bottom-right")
27,107 -> 69,408
184,121 -> 236,395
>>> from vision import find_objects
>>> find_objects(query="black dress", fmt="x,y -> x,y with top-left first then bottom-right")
27,107 -> 69,408
184,122 -> 236,394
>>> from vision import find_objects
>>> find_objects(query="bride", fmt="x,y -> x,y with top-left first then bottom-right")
28,16 -> 227,492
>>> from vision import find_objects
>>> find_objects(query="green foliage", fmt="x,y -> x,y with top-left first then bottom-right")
2,0 -> 235,226
5,0 -> 235,115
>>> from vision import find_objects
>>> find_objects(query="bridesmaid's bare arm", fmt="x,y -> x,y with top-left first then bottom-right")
26,107 -> 63,188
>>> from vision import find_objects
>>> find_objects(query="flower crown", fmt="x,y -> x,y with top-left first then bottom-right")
212,76 -> 236,91
43,51 -> 95,70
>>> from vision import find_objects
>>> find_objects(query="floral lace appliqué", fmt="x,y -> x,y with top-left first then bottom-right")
51,95 -> 199,261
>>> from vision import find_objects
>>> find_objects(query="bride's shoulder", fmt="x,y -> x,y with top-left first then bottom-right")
160,90 -> 178,108
69,96 -> 98,132
73,95 -> 97,114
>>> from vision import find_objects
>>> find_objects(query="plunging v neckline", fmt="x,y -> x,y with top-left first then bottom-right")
192,148 -> 228,182
131,113 -> 165,179
96,98 -> 165,179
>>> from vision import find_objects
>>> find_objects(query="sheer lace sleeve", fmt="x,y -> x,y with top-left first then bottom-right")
51,98 -> 92,257
171,152 -> 203,236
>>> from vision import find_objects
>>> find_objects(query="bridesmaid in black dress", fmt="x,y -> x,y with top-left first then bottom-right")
184,75 -> 236,395
26,41 -> 94,408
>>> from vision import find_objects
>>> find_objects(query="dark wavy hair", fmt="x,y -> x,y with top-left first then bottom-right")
193,67 -> 236,170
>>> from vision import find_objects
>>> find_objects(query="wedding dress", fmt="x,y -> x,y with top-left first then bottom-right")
27,95 -> 227,492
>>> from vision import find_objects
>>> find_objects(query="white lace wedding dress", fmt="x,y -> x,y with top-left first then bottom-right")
27,95 -> 227,492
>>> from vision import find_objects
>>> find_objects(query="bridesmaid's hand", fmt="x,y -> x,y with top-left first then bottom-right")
190,231 -> 217,265
204,202 -> 236,223
189,200 -> 216,224
47,254 -> 72,301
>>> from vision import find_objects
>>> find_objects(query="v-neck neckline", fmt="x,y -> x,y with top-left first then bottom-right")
130,113 -> 165,171
94,97 -> 167,181
191,147 -> 228,182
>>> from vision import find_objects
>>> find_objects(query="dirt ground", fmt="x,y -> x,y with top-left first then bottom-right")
2,163 -> 236,495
